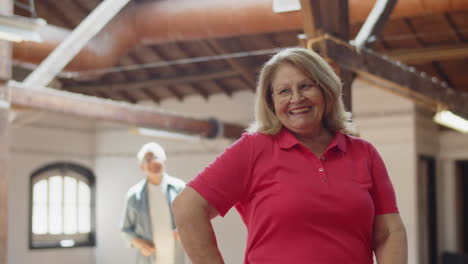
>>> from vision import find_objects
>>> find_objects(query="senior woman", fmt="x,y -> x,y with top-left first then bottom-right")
172,47 -> 407,264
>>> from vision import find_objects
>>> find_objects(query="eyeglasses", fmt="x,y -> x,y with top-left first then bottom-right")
271,82 -> 321,103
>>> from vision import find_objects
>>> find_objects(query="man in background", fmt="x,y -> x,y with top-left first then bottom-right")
121,142 -> 186,264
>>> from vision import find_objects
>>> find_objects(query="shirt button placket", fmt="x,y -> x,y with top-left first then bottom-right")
318,167 -> 327,183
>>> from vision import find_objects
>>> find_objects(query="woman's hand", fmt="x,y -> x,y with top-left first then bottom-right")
373,213 -> 407,264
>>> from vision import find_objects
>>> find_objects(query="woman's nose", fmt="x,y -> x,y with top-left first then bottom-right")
289,90 -> 304,102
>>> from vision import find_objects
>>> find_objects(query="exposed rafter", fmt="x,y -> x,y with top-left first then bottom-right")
204,40 -> 257,91
387,44 -> 468,64
66,70 -> 239,94
8,81 -> 245,139
311,36 -> 468,119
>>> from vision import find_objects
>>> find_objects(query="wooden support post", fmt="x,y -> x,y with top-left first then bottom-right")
0,1 -> 12,263
300,0 -> 354,111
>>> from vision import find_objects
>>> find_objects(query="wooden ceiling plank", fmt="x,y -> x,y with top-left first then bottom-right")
141,88 -> 161,104
95,91 -> 110,99
175,42 -> 222,99
165,85 -> 184,101
129,52 -> 162,77
118,90 -> 138,104
149,46 -> 189,99
67,70 -> 239,93
444,13 -> 465,43
212,80 -> 233,97
190,83 -> 210,100
192,40 -> 243,96
73,0 -> 93,15
403,18 -> 427,47
205,39 -> 257,91
41,0 -> 76,28
50,0 -> 88,28
116,55 -> 146,80
154,43 -> 198,74
8,81 -> 244,139
431,61 -> 454,88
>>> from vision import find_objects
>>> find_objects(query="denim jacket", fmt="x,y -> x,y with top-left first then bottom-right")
120,173 -> 185,264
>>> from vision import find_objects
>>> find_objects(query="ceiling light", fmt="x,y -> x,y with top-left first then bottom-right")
433,110 -> 468,134
130,127 -> 201,142
0,14 -> 46,43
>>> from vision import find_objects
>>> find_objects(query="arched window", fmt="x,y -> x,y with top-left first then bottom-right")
29,162 -> 95,249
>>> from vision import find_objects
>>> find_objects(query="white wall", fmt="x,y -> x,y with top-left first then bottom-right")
94,91 -> 254,264
8,112 -> 96,264
352,78 -> 419,264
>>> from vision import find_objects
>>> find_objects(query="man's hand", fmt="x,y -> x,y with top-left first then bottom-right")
132,237 -> 156,256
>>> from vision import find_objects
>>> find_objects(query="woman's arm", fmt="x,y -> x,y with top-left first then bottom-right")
373,213 -> 408,264
172,186 -> 224,264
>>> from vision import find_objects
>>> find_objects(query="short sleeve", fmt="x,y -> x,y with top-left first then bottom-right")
188,133 -> 253,217
367,143 -> 399,215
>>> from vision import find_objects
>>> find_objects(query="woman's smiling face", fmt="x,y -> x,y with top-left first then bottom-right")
271,63 -> 326,136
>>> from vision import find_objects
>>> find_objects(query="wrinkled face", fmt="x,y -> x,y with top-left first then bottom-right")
271,63 -> 326,135
140,152 -> 164,183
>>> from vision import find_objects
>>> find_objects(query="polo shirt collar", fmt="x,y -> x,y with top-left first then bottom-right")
277,127 -> 347,153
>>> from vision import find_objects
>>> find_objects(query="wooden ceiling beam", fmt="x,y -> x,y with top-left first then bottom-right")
8,81 -> 245,139
313,36 -> 468,119
141,88 -> 161,104
41,0 -> 75,28
170,43 -> 211,100
147,46 -> 190,100
431,61 -> 454,88
212,80 -> 233,97
190,83 -> 210,100
165,85 -> 184,102
387,44 -> 468,64
119,90 -> 138,104
204,40 -> 257,91
66,70 -> 239,94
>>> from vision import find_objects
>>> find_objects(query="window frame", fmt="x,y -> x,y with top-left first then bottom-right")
29,162 -> 96,249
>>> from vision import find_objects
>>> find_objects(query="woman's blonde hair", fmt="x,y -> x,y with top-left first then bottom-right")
247,47 -> 354,135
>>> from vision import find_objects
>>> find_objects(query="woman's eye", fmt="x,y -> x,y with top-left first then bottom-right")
279,89 -> 290,95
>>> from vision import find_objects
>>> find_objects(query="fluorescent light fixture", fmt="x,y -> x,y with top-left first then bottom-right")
131,127 -> 201,142
434,110 -> 468,133
0,14 -> 46,42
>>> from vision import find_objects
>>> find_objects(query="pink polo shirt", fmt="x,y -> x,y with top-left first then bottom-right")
188,128 -> 398,264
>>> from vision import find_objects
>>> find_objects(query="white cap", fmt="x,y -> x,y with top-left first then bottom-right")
137,142 -> 167,163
